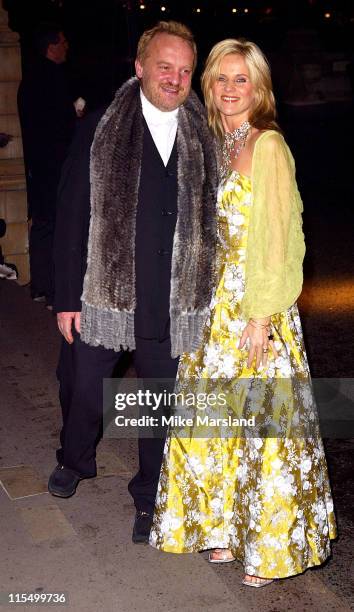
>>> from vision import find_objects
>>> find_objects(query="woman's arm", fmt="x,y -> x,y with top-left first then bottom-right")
239,131 -> 304,367
242,131 -> 305,319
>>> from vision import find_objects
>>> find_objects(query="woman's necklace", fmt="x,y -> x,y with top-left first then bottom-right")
221,120 -> 251,180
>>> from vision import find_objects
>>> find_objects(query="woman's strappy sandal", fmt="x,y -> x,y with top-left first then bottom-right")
208,548 -> 236,563
242,575 -> 274,588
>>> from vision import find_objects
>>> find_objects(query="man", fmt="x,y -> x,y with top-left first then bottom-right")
18,23 -> 76,307
49,21 -> 217,543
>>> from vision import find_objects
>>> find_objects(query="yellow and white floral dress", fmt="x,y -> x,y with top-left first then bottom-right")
150,170 -> 337,579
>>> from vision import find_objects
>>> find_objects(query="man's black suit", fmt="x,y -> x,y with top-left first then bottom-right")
53,109 -> 179,513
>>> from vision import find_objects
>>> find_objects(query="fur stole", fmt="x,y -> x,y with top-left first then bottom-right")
81,77 -> 217,358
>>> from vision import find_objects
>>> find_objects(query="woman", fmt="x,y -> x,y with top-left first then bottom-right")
149,39 -> 336,587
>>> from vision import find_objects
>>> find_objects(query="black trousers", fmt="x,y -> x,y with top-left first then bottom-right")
56,332 -> 179,514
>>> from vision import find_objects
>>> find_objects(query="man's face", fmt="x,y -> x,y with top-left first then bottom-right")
135,33 -> 194,111
47,32 -> 69,64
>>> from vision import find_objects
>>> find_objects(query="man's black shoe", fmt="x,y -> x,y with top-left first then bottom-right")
132,511 -> 153,544
48,464 -> 85,498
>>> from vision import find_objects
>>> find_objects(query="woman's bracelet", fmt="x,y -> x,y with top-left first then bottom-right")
249,318 -> 270,330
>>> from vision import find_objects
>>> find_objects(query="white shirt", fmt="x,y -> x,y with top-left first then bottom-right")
140,89 -> 178,167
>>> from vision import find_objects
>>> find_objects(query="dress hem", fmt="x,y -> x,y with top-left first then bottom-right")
149,537 -> 336,580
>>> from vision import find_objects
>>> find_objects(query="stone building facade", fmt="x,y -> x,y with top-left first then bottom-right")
0,0 -> 29,283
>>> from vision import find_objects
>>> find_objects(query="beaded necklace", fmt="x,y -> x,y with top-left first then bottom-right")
220,120 -> 251,180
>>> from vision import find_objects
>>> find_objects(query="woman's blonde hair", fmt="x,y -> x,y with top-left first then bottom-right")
201,39 -> 280,141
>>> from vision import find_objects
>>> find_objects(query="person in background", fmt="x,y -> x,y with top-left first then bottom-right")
18,22 -> 76,308
150,38 -> 336,587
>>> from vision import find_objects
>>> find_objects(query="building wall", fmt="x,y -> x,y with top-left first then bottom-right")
0,0 -> 29,284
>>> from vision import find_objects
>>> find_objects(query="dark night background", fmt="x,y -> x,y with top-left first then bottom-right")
4,0 -> 354,106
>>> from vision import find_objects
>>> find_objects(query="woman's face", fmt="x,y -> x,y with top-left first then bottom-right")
211,54 -> 255,127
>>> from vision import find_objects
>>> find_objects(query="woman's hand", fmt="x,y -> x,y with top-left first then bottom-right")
239,317 -> 278,369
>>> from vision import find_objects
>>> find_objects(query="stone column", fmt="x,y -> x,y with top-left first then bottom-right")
0,0 -> 29,284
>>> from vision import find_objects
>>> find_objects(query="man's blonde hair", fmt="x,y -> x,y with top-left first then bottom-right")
201,38 -> 280,141
137,21 -> 197,71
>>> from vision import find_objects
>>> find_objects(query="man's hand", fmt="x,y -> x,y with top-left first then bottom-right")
57,311 -> 81,344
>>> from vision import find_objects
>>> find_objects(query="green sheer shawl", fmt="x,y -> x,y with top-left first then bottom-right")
241,130 -> 305,320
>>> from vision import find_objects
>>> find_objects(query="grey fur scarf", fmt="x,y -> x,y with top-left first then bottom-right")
80,77 -> 217,358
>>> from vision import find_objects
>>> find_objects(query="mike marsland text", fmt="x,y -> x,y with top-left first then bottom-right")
114,415 -> 256,427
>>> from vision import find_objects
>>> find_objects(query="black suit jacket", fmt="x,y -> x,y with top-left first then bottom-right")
53,108 -> 104,313
53,109 -> 178,344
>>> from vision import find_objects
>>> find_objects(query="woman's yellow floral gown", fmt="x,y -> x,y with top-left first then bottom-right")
150,171 -> 337,579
